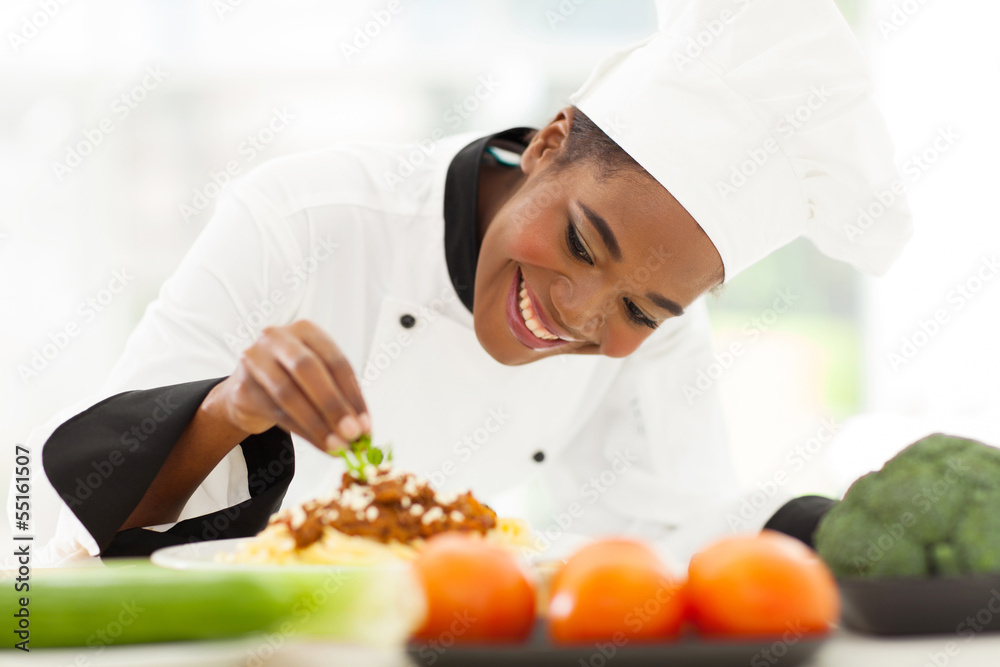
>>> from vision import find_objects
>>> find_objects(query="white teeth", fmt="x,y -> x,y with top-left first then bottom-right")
517,278 -> 561,341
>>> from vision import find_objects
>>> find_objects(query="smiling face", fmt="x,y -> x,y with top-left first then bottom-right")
473,109 -> 725,366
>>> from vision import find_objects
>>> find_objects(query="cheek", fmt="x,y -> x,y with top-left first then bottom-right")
503,198 -> 563,268
601,322 -> 652,358
508,229 -> 555,268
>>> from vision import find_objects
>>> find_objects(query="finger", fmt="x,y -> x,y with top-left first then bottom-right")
264,327 -> 362,441
274,414 -> 348,455
241,346 -> 334,450
234,355 -> 348,454
268,409 -> 348,454
295,322 -> 370,429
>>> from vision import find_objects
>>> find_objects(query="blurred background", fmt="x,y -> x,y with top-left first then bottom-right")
1,0 -> 998,530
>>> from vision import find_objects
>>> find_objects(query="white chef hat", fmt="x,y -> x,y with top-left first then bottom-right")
569,0 -> 912,282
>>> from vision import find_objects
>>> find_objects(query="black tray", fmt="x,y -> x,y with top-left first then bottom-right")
839,575 -> 1000,635
407,621 -> 827,667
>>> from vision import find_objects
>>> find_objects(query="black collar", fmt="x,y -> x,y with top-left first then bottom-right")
443,127 -> 535,314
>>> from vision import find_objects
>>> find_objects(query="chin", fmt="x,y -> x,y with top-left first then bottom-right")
474,322 -> 529,366
476,320 -> 578,366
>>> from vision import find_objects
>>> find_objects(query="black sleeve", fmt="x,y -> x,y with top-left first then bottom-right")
41,377 -> 294,558
763,495 -> 838,548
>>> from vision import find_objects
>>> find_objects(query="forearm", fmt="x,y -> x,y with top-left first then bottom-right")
119,384 -> 250,530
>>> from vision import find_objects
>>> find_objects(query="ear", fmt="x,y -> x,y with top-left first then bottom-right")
520,107 -> 574,176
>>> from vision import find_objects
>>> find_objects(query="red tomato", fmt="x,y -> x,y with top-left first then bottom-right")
411,534 -> 536,643
548,537 -> 686,644
687,530 -> 840,637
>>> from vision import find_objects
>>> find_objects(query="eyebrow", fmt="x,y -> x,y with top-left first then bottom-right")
578,201 -> 622,262
646,292 -> 684,317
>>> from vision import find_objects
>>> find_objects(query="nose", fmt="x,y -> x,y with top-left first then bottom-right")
551,275 -> 606,341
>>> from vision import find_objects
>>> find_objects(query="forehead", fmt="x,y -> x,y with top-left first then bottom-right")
562,163 -> 724,297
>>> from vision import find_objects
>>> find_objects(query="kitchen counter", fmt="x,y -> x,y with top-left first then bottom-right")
7,630 -> 1000,667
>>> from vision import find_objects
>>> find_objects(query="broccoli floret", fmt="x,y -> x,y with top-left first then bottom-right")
953,490 -> 1000,572
815,433 -> 1000,578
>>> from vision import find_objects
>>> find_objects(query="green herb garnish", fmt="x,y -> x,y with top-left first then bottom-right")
335,433 -> 393,482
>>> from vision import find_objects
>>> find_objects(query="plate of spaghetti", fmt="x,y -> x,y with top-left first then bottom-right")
151,438 -> 533,570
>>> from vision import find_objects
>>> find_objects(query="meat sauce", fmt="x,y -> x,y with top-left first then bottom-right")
270,467 -> 497,549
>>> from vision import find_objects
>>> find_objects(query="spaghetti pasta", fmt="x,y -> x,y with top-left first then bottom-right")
217,464 -> 534,566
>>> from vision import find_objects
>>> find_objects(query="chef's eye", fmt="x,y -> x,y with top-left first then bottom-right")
624,298 -> 657,330
565,222 -> 593,266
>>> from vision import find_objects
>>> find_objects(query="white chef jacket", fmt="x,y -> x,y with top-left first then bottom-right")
17,129 -> 740,567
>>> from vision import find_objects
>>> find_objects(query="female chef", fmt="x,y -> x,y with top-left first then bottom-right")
31,0 -> 911,564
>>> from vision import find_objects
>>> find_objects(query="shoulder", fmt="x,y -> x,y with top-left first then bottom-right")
230,133 -> 478,222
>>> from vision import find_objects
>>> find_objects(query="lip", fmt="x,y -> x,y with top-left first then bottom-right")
505,267 -> 572,351
521,273 -> 579,343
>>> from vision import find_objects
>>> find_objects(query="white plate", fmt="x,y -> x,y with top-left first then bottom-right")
150,530 -> 580,572
150,537 -> 403,572
150,537 -> 255,571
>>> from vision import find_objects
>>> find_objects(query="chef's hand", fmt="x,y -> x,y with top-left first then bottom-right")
207,320 -> 370,452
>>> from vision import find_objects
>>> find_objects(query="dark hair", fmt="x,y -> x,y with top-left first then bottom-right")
554,107 -> 653,180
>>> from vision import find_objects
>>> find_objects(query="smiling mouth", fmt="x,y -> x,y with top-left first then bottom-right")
505,268 -> 573,351
517,279 -> 561,341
